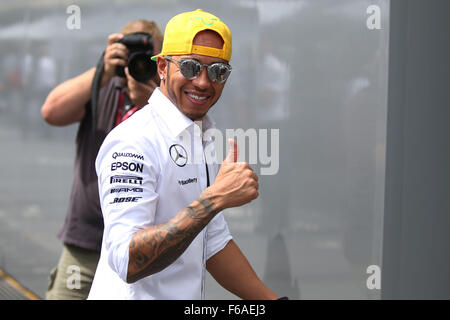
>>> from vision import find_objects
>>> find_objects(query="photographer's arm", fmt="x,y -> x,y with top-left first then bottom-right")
41,33 -> 127,126
41,67 -> 95,126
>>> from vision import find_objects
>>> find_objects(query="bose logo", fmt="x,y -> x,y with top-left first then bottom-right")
110,196 -> 142,204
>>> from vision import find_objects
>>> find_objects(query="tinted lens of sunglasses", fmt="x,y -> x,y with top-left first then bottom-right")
179,59 -> 201,80
207,63 -> 231,84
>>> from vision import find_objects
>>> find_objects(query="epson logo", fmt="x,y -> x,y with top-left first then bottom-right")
111,187 -> 144,193
112,152 -> 144,161
110,196 -> 142,204
111,161 -> 144,173
110,175 -> 143,185
111,187 -> 143,194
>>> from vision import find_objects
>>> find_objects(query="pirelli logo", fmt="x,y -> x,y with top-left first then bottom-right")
110,175 -> 143,185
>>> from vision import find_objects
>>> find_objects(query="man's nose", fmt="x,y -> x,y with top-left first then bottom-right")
191,67 -> 211,89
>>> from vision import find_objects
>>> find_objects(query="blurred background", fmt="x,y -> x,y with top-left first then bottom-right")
0,0 -> 448,300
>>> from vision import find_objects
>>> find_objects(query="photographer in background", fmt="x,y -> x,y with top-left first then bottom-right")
41,20 -> 163,300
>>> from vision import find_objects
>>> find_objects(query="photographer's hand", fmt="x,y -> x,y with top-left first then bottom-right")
102,33 -> 128,86
125,67 -> 159,108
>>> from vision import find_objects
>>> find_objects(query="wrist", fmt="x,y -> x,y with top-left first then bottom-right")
198,187 -> 225,214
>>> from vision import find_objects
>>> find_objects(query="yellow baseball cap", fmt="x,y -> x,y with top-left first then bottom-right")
151,9 -> 232,62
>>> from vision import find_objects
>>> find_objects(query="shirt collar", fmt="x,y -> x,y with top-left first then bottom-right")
148,88 -> 216,141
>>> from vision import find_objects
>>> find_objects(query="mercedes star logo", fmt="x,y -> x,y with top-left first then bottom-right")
169,144 -> 188,167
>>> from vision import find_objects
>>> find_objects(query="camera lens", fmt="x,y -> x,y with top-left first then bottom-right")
128,52 -> 156,83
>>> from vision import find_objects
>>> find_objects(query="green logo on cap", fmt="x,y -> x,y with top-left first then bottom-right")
194,17 -> 217,26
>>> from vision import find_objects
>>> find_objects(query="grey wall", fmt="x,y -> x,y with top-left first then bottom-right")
382,0 -> 450,299
0,0 -> 390,299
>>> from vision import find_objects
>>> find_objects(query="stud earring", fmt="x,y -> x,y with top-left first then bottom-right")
160,75 -> 164,80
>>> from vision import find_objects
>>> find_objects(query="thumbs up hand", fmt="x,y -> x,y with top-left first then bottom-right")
203,139 -> 259,211
223,137 -> 238,164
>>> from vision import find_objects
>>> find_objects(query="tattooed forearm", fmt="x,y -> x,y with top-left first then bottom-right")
126,193 -> 220,283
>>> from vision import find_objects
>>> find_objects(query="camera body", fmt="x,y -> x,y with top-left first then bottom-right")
115,32 -> 156,83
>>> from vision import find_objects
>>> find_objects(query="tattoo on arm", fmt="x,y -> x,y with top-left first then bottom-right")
126,194 -> 219,283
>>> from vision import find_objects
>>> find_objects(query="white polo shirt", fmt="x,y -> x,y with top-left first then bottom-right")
88,88 -> 232,300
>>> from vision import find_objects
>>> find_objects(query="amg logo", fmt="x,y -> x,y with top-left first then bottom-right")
111,161 -> 144,173
110,187 -> 143,193
110,196 -> 142,204
110,175 -> 143,185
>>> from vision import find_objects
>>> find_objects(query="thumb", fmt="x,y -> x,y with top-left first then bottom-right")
224,138 -> 238,163
124,67 -> 136,84
107,33 -> 123,45
124,66 -> 131,78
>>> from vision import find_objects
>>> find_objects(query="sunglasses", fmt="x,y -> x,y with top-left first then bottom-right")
165,56 -> 232,84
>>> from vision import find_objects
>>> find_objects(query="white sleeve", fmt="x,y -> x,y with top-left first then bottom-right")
206,212 -> 233,260
96,137 -> 159,282
205,162 -> 232,260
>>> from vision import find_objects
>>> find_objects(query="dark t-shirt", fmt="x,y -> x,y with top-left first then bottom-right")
57,77 -> 132,251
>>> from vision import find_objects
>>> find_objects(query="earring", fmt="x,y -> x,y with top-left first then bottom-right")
160,75 -> 164,80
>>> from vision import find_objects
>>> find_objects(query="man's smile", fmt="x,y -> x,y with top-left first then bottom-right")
184,90 -> 212,106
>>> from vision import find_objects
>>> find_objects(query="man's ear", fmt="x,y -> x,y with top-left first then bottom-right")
156,56 -> 168,81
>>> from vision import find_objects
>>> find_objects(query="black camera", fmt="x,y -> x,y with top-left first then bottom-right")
115,32 -> 156,83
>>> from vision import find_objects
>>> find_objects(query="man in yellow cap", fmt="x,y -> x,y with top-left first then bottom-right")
88,9 -> 278,300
